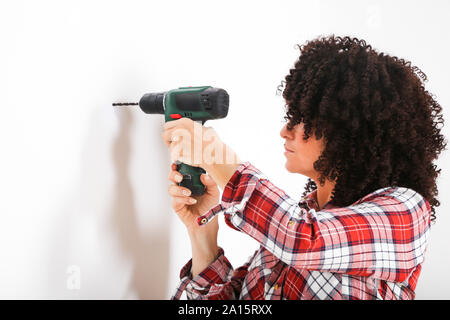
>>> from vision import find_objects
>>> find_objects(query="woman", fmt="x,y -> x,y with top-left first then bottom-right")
162,35 -> 447,300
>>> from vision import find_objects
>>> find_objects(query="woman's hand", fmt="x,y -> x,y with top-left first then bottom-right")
168,162 -> 220,233
162,118 -> 242,190
168,162 -> 220,277
163,119 -> 241,277
161,118 -> 225,168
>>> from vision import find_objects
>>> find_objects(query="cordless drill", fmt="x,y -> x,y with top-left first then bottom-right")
113,86 -> 229,196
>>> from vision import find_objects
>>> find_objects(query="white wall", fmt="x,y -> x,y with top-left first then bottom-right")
0,0 -> 448,299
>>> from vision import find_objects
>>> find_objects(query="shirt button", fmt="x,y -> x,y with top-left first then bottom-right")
288,221 -> 295,227
274,284 -> 279,290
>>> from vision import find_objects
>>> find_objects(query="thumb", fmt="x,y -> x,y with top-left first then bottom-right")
201,173 -> 217,188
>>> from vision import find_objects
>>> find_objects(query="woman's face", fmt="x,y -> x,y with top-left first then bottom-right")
280,122 -> 326,180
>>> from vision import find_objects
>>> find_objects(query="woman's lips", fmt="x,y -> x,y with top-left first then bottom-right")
284,145 -> 294,153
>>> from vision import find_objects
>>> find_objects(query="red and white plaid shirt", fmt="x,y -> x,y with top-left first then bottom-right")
171,161 -> 431,300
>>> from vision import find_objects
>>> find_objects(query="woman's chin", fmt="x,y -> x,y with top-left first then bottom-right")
284,160 -> 308,176
284,160 -> 297,173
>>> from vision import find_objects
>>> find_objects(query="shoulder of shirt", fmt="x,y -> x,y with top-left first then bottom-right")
300,186 -> 430,216
355,186 -> 428,208
323,186 -> 430,216
236,162 -> 431,215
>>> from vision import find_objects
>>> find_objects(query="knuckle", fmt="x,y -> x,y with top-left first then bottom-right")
171,198 -> 182,208
168,185 -> 178,195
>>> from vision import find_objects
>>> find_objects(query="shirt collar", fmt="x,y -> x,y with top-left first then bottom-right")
299,189 -> 335,210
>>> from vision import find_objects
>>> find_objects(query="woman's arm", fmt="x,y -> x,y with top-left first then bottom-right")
202,142 -> 242,191
197,161 -> 432,284
171,247 -> 257,300
188,217 -> 220,278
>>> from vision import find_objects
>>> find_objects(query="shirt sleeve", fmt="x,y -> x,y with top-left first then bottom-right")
171,247 -> 256,300
196,161 -> 431,284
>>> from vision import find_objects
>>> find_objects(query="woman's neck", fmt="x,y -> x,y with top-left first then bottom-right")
314,178 -> 336,210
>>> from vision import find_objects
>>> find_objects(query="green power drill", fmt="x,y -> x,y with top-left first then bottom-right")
113,86 -> 229,196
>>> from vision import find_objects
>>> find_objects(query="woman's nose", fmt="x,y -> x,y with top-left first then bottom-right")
280,123 -> 293,139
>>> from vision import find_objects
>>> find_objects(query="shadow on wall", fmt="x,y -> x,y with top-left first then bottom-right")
112,109 -> 170,299
46,102 -> 171,299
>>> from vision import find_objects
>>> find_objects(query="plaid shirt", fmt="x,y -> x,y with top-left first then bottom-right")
171,161 -> 431,300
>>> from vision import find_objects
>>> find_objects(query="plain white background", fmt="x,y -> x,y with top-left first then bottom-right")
0,0 -> 448,299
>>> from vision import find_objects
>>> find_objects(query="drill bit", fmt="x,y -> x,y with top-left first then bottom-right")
112,102 -> 139,106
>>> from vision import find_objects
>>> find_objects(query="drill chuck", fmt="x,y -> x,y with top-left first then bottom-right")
139,92 -> 166,114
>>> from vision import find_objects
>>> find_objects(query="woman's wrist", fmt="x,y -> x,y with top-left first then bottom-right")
203,143 -> 242,190
189,232 -> 220,277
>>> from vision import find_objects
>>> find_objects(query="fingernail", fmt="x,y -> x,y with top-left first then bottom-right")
190,198 -> 197,204
175,175 -> 182,182
183,190 -> 190,196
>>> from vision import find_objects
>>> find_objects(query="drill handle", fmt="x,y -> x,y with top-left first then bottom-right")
175,161 -> 207,196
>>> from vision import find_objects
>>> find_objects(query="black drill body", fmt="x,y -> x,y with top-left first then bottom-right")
113,86 -> 229,195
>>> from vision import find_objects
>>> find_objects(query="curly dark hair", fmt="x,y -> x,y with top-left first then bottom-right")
277,35 -> 447,221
